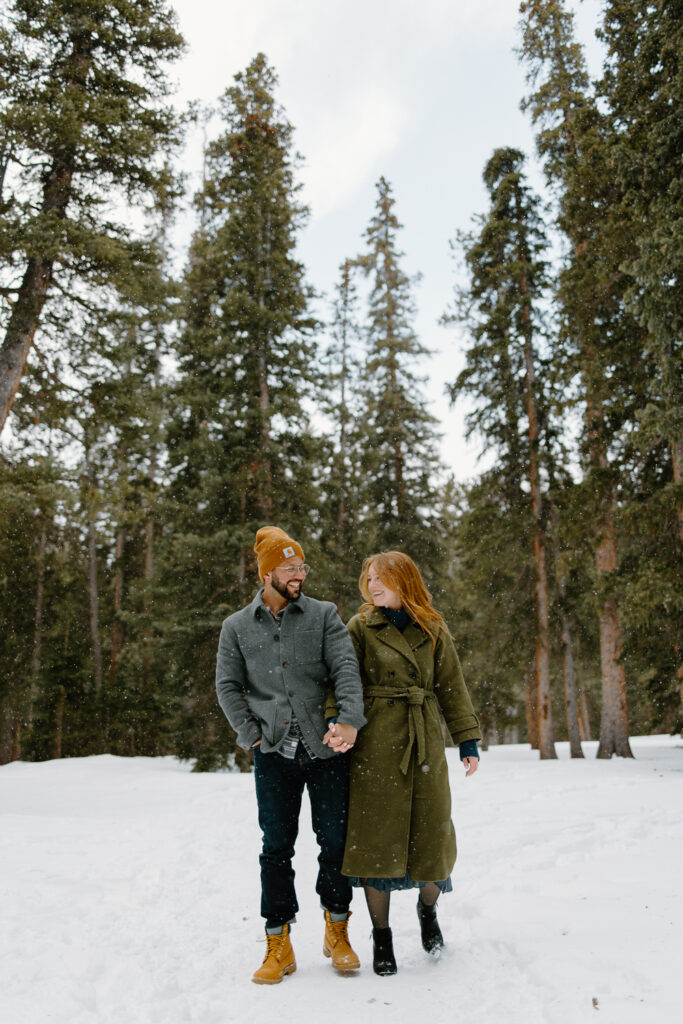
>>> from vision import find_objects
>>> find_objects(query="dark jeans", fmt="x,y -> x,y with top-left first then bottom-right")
253,744 -> 352,929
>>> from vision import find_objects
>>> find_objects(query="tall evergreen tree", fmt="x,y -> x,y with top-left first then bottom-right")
164,55 -> 320,768
0,0 -> 184,431
519,0 -> 636,757
355,177 -> 444,579
318,259 -> 366,617
598,0 -> 683,728
446,146 -> 559,758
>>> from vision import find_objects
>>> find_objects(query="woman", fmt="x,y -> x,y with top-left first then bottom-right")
325,551 -> 481,975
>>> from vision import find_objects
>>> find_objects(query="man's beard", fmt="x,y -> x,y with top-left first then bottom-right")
270,571 -> 303,603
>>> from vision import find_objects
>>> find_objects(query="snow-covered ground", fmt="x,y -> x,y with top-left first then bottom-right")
1,735 -> 681,1024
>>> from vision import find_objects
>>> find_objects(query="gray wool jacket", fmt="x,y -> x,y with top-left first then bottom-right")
215,589 -> 366,757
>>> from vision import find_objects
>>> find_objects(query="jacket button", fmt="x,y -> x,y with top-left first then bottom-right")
288,690 -> 294,697
409,672 -> 416,679
274,635 -> 279,641
387,699 -> 394,706
283,719 -> 290,725
283,661 -> 288,668
388,671 -> 395,677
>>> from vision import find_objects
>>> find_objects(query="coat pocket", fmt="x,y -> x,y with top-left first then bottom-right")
245,697 -> 282,745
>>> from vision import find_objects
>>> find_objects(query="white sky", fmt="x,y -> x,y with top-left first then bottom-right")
170,0 -> 606,482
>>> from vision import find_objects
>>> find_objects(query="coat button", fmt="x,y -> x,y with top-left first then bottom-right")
288,690 -> 294,697
283,661 -> 288,668
388,671 -> 395,677
386,699 -> 394,706
409,672 -> 416,679
274,635 -> 279,641
284,719 -> 290,725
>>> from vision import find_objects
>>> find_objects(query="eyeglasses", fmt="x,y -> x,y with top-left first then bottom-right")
279,564 -> 311,576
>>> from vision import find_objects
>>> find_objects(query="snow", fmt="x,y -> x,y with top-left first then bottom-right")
1,736 -> 681,1024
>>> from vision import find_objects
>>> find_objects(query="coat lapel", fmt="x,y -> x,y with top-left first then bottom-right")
366,609 -> 429,676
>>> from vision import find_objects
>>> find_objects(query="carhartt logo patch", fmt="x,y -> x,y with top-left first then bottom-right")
283,546 -> 295,558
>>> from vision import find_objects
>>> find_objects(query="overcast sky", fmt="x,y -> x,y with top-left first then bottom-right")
170,0 -> 605,482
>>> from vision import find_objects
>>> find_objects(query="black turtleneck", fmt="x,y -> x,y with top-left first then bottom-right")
380,606 -> 411,631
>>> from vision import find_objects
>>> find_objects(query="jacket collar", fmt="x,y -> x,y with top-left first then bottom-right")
250,587 -> 307,618
364,607 -> 429,671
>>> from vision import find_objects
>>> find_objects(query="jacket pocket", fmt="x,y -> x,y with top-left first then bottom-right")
246,697 -> 282,745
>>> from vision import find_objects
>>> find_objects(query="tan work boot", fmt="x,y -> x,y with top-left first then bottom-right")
322,910 -> 360,972
252,923 -> 297,984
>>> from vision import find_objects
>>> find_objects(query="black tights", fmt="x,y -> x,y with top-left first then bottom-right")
363,881 -> 441,929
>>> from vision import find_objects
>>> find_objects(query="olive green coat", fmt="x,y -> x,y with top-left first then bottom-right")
335,609 -> 481,881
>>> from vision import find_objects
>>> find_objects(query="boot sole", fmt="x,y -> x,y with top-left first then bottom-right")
322,944 -> 360,971
252,962 -> 297,984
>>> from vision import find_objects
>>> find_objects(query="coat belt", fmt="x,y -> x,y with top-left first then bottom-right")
363,685 -> 436,775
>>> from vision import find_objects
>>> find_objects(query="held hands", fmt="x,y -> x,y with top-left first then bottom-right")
462,756 -> 479,777
323,721 -> 357,754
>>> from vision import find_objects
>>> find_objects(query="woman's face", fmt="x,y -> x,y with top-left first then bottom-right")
367,562 -> 402,610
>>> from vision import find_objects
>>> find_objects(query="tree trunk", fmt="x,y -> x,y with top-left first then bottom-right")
0,709 -> 14,764
558,581 -> 584,757
0,38 -> 92,432
525,662 -> 539,749
595,505 -> 633,758
389,355 -> 407,517
520,275 -> 556,759
256,234 -> 272,521
109,527 -> 125,682
142,444 -> 158,688
84,451 -> 103,710
28,524 -> 49,733
335,265 -> 351,617
549,496 -> 583,756
0,258 -> 55,432
578,688 -> 592,742
53,686 -> 66,759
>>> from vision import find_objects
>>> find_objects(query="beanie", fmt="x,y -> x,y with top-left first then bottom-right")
254,526 -> 305,580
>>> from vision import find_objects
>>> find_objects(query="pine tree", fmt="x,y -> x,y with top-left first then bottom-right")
2,182 -> 179,760
0,0 -> 184,431
318,259 -> 367,617
519,0 -> 636,757
444,471 -> 536,748
164,55 -> 320,768
445,147 -> 559,758
355,177 -> 444,580
598,0 -> 683,729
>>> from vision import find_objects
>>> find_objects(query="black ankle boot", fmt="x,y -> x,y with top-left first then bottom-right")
417,898 -> 444,954
372,927 -> 397,975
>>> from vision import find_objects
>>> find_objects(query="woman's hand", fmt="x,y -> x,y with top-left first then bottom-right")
323,721 -> 357,753
462,756 -> 479,777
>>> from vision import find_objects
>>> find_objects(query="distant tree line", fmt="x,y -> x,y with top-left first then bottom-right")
0,0 -> 680,768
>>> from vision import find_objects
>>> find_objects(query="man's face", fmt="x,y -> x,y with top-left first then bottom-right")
268,559 -> 307,603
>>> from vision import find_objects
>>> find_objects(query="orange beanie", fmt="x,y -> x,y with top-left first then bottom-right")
254,526 -> 305,580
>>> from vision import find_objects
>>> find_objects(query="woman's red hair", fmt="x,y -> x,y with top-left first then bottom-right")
358,551 -> 447,646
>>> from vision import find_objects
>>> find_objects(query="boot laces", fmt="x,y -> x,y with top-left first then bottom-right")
263,931 -> 286,960
327,917 -> 350,946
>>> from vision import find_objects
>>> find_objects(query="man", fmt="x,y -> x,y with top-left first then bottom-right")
216,526 -> 366,984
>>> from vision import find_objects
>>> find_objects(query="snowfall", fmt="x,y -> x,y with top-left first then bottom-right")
1,735 -> 681,1024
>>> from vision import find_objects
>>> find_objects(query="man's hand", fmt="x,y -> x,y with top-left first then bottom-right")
322,722 -> 357,753
462,756 -> 479,777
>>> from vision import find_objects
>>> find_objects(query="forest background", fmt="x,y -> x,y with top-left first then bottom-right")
0,0 -> 680,769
